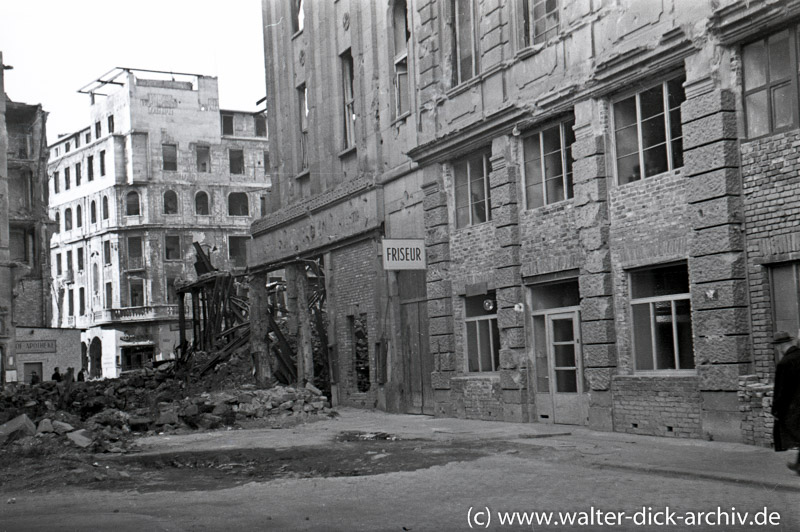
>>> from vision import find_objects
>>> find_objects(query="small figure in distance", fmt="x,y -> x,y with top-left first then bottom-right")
51,367 -> 62,382
77,368 -> 85,382
771,331 -> 800,475
29,371 -> 40,385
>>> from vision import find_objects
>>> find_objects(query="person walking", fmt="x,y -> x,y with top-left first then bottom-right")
771,331 -> 800,474
51,367 -> 62,382
29,371 -> 40,385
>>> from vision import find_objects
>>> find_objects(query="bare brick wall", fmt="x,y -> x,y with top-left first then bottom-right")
13,280 -> 45,327
738,375 -> 774,448
450,376 -> 504,421
741,131 -> 800,380
612,376 -> 702,438
450,223 -> 499,284
330,238 -> 380,407
519,202 -> 581,277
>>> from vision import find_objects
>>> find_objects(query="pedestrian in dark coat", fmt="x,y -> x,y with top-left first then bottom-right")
51,367 -> 62,382
77,369 -> 85,382
29,371 -> 40,385
771,331 -> 800,474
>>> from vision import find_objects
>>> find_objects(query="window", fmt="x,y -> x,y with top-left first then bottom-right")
128,236 -> 143,270
163,190 -> 178,214
451,0 -> 479,86
291,0 -> 304,33
68,289 -> 74,316
743,29 -> 798,138
260,195 -> 267,217
55,147 -> 59,157
75,134 -> 80,149
263,151 -> 271,177
393,0 -> 410,117
56,253 -> 62,275
102,196 -> 109,219
65,142 -> 71,153
65,208 -> 73,231
162,144 -> 177,171
196,146 -> 210,172
76,205 -> 83,227
126,191 -> 140,216
65,167 -> 71,190
85,132 -> 91,144
453,150 -> 492,228
613,75 -> 685,184
229,149 -> 245,174
222,114 -> 234,136
165,235 -> 181,261
103,240 -> 112,265
93,264 -> 99,294
105,282 -> 113,309
87,155 -> 94,181
228,236 -> 249,268
630,263 -> 694,371
67,250 -> 73,274
55,211 -> 60,233
129,279 -> 145,307
75,162 -> 81,186
107,115 -> 114,134
255,115 -> 267,137
465,291 -> 500,372
519,0 -> 559,48
95,121 -> 101,138
298,83 -> 309,169
166,277 -> 178,305
195,191 -> 210,215
228,192 -> 249,216
79,287 -> 85,315
522,118 -> 575,209
90,201 -> 97,223
77,247 -> 84,271
9,228 -> 32,265
54,170 -> 60,193
341,50 -> 357,150
99,150 -> 106,176
770,262 -> 800,337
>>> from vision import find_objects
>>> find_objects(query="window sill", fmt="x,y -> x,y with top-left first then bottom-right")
615,167 -> 683,188
620,371 -> 697,378
291,29 -> 303,40
446,76 -> 483,99
391,112 -> 411,127
295,169 -> 310,180
338,146 -> 357,158
452,373 -> 501,379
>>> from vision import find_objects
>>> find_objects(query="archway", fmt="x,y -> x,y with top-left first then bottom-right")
89,337 -> 103,378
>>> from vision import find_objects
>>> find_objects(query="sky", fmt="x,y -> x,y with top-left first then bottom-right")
0,0 -> 266,145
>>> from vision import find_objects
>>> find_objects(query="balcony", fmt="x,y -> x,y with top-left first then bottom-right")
92,304 -> 180,324
127,256 -> 145,271
8,133 -> 32,159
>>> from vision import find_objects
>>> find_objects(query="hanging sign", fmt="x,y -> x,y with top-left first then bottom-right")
382,239 -> 426,270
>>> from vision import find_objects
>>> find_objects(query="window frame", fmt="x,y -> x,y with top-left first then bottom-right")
629,263 -> 694,373
611,75 -> 686,185
464,292 -> 501,372
221,113 -> 234,136
126,191 -> 141,216
195,191 -> 210,215
227,192 -> 249,216
164,234 -> 182,261
453,149 -> 492,228
518,0 -> 560,49
392,0 -> 411,119
521,117 -> 575,209
162,143 -> 178,172
229,149 -> 245,175
451,0 -> 480,87
163,190 -> 179,215
341,49 -> 357,151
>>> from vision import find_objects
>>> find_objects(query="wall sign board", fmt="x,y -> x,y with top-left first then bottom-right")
382,239 -> 426,270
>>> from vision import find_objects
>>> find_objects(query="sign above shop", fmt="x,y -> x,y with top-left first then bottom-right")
382,239 -> 426,270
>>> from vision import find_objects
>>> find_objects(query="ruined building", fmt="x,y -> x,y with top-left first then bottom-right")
0,52 -> 69,385
47,68 -> 269,378
255,0 -> 800,445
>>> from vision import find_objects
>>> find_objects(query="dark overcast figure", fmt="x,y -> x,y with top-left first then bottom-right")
771,331 -> 800,474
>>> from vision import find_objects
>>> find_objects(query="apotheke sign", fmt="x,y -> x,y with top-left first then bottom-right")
382,239 -> 426,270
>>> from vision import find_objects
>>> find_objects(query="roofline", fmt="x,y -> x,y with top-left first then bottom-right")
77,67 -> 214,96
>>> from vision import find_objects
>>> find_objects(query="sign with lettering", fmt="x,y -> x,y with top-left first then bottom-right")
382,239 -> 426,270
16,339 -> 57,354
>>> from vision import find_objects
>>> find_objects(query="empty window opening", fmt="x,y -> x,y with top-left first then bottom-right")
222,114 -> 234,136
65,167 -> 71,190
127,236 -> 143,270
228,192 -> 249,216
77,247 -> 84,271
195,191 -> 210,215
87,155 -> 94,181
76,205 -> 83,227
102,195 -> 109,219
126,191 -> 141,216
108,115 -> 115,134
196,146 -> 210,172
100,150 -> 106,176
103,240 -> 112,265
75,162 -> 82,186
95,121 -> 102,138
129,278 -> 145,307
90,201 -> 97,224
65,208 -> 73,230
162,144 -> 177,171
79,287 -> 86,315
228,236 -> 249,268
105,282 -> 113,308
165,235 -> 181,261
255,115 -> 267,137
229,149 -> 245,174
163,190 -> 178,214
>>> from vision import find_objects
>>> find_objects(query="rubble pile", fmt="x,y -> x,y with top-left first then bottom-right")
0,361 -> 333,455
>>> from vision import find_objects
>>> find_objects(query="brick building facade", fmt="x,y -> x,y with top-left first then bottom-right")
255,0 -> 800,445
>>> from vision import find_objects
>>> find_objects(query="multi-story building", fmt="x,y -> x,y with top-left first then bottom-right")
255,0 -> 800,446
0,51 -> 69,385
48,68 -> 269,378
252,1 -> 432,412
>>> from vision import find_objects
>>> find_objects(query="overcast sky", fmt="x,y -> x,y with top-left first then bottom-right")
0,0 -> 266,144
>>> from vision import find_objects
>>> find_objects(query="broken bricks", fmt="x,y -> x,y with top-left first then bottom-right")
0,414 -> 36,445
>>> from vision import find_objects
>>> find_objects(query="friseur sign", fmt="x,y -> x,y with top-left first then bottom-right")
382,239 -> 426,270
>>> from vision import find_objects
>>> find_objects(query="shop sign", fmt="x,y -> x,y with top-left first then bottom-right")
382,239 -> 426,270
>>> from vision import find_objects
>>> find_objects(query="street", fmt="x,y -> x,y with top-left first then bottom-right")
1,409 -> 799,531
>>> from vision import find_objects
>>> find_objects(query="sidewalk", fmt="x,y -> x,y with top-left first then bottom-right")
133,407 -> 800,493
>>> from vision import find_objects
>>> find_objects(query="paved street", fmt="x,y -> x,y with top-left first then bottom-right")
2,408 -> 799,531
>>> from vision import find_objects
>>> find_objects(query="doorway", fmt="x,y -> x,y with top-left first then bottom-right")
23,362 -> 42,384
398,271 -> 433,415
529,279 -> 587,425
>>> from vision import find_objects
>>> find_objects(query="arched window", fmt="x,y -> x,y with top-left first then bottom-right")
163,190 -> 178,214
228,192 -> 249,216
102,196 -> 109,220
55,211 -> 60,233
76,205 -> 83,227
126,191 -> 140,216
65,208 -> 73,230
195,191 -> 209,215
90,201 -> 97,223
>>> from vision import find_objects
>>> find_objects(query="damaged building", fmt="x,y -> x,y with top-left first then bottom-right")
254,0 -> 800,445
47,68 -> 269,378
1,52 -> 76,385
